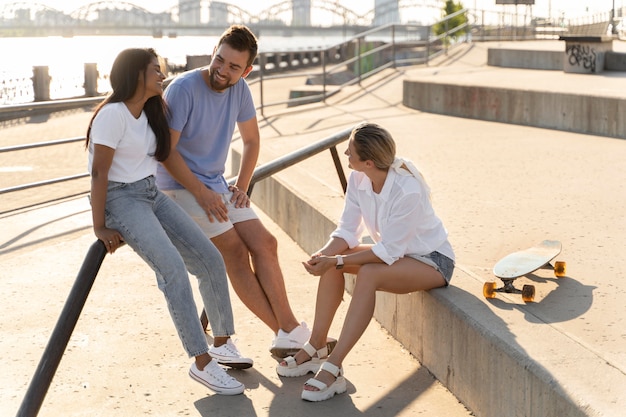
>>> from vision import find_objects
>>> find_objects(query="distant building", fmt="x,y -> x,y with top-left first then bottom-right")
179,0 -> 201,25
374,0 -> 400,25
209,1 -> 229,25
292,0 -> 311,26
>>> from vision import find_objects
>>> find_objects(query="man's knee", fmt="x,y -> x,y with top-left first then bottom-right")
212,229 -> 249,260
249,229 -> 278,256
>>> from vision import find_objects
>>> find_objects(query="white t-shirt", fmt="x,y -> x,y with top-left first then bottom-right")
87,102 -> 157,183
331,166 -> 454,265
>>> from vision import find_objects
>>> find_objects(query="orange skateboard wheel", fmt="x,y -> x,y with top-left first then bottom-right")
554,261 -> 566,277
522,284 -> 535,302
483,282 -> 497,299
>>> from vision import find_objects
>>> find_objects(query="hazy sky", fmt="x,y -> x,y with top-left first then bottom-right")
5,1 -> 623,19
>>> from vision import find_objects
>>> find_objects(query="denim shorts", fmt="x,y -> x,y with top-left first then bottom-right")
407,251 -> 455,285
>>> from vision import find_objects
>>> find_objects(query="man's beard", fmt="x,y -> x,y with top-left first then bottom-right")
209,69 -> 235,92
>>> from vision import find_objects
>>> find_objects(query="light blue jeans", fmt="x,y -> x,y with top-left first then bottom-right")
102,176 -> 234,358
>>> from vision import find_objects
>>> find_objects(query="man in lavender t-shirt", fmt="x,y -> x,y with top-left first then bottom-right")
157,25 -> 323,364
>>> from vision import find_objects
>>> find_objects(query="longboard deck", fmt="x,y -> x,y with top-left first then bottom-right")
493,240 -> 561,279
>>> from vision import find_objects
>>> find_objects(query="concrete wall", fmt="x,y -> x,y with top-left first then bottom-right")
487,49 -> 563,71
487,45 -> 626,72
402,80 -> 626,139
605,51 -> 626,71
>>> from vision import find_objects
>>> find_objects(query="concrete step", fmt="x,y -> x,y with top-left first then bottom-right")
402,41 -> 626,139
486,39 -> 626,72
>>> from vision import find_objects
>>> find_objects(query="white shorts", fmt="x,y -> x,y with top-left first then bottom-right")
163,188 -> 258,238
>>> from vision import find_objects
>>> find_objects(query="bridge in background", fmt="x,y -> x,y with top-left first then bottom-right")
0,0 -> 444,37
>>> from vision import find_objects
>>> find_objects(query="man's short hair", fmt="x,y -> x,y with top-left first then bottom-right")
218,24 -> 259,68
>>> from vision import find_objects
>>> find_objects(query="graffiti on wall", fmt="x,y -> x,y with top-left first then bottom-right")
566,44 -> 597,72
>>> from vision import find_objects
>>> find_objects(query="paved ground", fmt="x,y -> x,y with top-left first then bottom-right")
1,40 -> 625,416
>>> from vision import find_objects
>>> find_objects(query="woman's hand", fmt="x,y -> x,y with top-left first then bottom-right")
302,255 -> 335,276
95,226 -> 124,254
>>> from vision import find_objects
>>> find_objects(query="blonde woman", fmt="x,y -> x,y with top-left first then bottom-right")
277,122 -> 455,402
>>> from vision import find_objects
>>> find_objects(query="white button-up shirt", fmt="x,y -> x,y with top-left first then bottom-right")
331,164 -> 454,265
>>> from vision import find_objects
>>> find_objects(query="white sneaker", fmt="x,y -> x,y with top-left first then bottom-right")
269,322 -> 311,358
189,359 -> 244,395
209,339 -> 254,369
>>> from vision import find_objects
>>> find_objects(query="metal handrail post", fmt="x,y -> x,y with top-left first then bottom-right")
258,54 -> 265,118
329,145 -> 347,193
391,25 -> 397,69
426,25 -> 431,66
481,10 -> 485,42
16,240 -> 108,417
357,36 -> 362,85
322,50 -> 327,103
445,19 -> 450,54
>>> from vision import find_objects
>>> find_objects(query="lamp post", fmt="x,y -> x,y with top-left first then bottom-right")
612,0 -> 618,35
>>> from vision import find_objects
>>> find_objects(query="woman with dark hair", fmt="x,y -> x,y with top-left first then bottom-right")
87,48 -> 247,396
277,122 -> 455,402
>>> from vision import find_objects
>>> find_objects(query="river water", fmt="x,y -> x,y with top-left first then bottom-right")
0,34 -> 348,105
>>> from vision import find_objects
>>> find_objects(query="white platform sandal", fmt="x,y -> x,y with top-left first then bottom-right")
301,361 -> 347,402
276,341 -> 329,377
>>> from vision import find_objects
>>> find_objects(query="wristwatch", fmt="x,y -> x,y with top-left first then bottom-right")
335,255 -> 344,270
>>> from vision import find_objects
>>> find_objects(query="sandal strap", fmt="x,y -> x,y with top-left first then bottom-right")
304,377 -> 328,391
320,361 -> 342,377
302,342 -> 317,357
283,355 -> 297,369
302,341 -> 329,359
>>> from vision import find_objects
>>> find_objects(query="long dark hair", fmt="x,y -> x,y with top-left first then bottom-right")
85,48 -> 170,161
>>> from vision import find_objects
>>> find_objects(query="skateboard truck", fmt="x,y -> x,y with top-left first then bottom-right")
483,279 -> 536,302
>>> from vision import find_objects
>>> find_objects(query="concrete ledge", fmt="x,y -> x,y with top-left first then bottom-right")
488,48 -> 562,70
288,85 -> 325,107
402,80 -> 626,139
232,151 -> 618,417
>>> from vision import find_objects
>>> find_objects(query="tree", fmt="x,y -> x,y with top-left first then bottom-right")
434,0 -> 468,39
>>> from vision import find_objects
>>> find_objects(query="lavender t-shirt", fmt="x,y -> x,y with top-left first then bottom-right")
156,69 -> 256,192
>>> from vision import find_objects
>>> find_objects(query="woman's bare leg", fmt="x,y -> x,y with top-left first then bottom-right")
305,258 -> 446,390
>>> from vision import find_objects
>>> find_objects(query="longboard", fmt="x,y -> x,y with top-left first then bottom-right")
484,240 -> 566,302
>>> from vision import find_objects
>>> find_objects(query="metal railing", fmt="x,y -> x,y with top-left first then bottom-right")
0,137 -> 88,199
0,19 -> 461,211
15,125 -> 352,417
0,16 -> 470,118
8,4 -> 612,212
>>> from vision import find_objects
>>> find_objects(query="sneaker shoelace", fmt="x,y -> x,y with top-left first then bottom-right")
223,340 -> 242,357
206,362 -> 239,385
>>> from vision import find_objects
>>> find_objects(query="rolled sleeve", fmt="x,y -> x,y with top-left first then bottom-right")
330,228 -> 361,249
